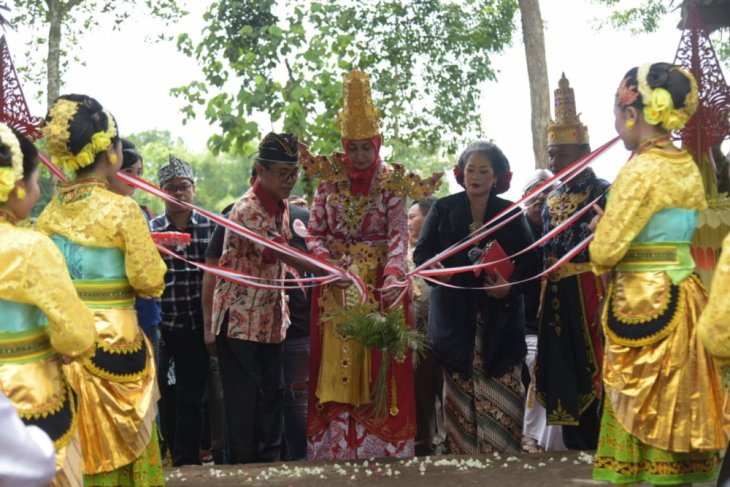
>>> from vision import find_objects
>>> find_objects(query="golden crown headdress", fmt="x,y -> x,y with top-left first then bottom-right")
547,73 -> 590,146
337,70 -> 380,140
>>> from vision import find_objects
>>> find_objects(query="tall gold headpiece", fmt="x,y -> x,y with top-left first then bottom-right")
337,70 -> 380,140
547,73 -> 590,147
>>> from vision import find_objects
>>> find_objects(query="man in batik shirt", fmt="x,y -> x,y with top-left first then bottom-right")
211,133 -> 299,464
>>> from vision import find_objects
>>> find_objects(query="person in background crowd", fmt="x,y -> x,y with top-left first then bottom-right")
150,155 -> 216,466
109,139 -> 161,347
535,74 -> 609,450
590,62 -> 727,485
0,123 -> 95,486
38,94 -> 166,485
414,141 -> 538,455
281,199 -> 313,461
519,169 -> 566,453
408,196 -> 446,456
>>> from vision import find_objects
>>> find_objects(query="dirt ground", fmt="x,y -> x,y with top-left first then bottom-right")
163,451 -> 717,486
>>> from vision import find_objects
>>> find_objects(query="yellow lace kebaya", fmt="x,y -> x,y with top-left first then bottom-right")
36,176 -> 167,473
590,146 -> 727,455
37,176 -> 165,298
0,209 -> 95,484
590,148 -> 707,277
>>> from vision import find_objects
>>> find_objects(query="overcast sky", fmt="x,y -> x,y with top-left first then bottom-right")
7,1 -> 726,198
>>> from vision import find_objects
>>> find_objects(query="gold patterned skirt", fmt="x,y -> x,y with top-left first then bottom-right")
65,306 -> 159,475
600,272 -> 728,453
0,327 -> 82,486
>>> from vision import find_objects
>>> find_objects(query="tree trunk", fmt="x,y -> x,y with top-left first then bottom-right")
518,0 -> 549,169
46,0 -> 62,108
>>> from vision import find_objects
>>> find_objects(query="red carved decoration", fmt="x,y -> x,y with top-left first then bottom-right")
0,36 -> 44,141
674,4 -> 730,161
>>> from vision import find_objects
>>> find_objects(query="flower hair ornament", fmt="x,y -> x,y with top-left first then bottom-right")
636,63 -> 699,131
453,165 -> 463,186
0,123 -> 24,202
43,99 -> 118,171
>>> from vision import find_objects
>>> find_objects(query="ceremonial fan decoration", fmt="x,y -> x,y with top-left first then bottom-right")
327,283 -> 429,421
150,231 -> 192,251
298,142 -> 444,200
0,36 -> 45,140
675,4 -> 730,288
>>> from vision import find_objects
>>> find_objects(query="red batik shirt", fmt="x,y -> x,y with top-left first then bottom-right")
212,181 -> 291,343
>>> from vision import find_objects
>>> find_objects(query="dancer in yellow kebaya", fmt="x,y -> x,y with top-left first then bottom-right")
38,94 -> 167,486
0,122 -> 95,486
590,62 -> 728,485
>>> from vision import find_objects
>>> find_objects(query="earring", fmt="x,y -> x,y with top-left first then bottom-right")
16,187 -> 26,199
109,153 -> 118,164
625,119 -> 636,130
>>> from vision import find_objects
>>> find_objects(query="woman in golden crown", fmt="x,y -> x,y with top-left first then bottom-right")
0,122 -> 95,486
37,94 -> 167,485
590,63 -> 728,485
304,70 -> 441,460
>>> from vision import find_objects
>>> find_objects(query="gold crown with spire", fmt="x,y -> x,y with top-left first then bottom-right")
547,73 -> 589,146
337,70 -> 380,140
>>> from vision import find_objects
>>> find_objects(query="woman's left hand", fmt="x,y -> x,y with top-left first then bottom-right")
484,269 -> 510,299
381,275 -> 404,307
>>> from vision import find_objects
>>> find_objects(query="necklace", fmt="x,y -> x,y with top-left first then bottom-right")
0,207 -> 17,225
637,134 -> 674,154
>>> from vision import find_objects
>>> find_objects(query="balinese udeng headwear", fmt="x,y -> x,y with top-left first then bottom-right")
256,132 -> 299,164
158,155 -> 194,186
522,169 -> 554,195
616,63 -> 698,131
547,74 -> 590,147
337,70 -> 381,140
43,98 -> 118,172
0,123 -> 23,202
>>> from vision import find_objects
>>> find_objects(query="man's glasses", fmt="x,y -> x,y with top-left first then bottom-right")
162,182 -> 193,193
262,165 -> 300,182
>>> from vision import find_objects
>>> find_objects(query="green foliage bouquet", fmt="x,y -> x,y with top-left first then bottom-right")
329,303 -> 429,420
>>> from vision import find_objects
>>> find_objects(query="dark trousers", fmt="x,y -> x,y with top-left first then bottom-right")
160,327 -> 210,466
281,336 -> 310,461
217,324 -> 283,464
414,349 -> 445,455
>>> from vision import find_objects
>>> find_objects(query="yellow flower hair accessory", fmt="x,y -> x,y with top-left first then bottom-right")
0,122 -> 23,203
43,100 -> 118,172
637,63 -> 698,131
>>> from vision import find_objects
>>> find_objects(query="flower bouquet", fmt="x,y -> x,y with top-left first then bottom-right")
329,301 -> 429,420
151,231 -> 191,251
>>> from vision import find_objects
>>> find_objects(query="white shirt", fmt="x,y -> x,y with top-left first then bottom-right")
0,391 -> 56,487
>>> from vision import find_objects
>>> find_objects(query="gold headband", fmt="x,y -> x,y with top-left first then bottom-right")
0,123 -> 23,202
636,63 -> 699,131
43,99 -> 118,172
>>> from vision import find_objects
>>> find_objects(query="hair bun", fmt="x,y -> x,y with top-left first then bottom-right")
646,65 -> 670,89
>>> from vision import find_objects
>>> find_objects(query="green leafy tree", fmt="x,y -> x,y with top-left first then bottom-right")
592,0 -> 729,66
126,129 -> 258,217
173,0 -> 518,169
11,0 -> 185,107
